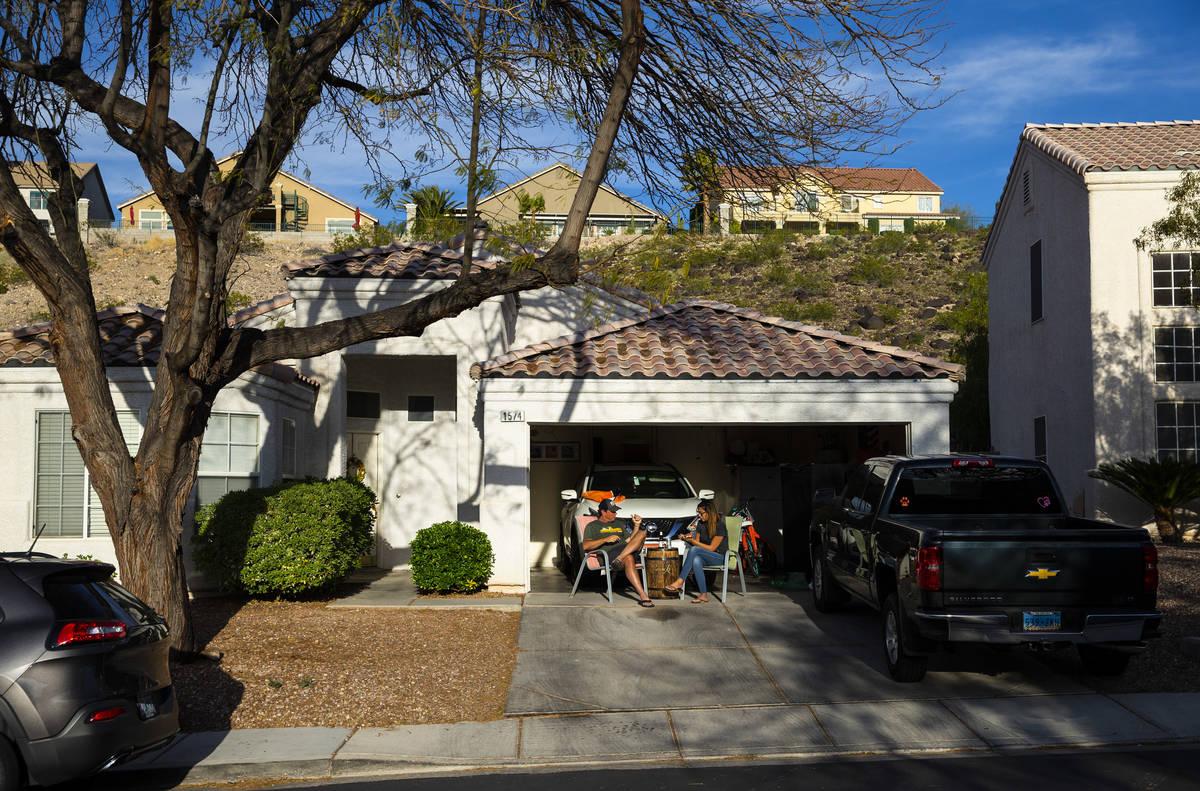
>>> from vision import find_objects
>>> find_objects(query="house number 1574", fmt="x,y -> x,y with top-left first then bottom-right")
500,410 -> 525,422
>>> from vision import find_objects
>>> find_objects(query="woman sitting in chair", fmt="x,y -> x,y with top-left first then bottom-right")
664,499 -> 726,603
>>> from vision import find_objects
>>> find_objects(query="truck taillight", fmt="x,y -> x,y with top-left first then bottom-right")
916,547 -> 942,591
1143,543 -> 1159,592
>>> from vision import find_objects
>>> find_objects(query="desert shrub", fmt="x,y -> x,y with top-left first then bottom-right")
331,222 -> 404,253
410,520 -> 495,593
876,303 -> 903,323
793,270 -> 832,295
849,254 -> 897,286
728,218 -> 741,234
803,242 -> 832,261
912,220 -> 945,235
764,262 -> 796,286
769,301 -> 803,321
868,231 -> 909,256
240,231 -> 266,253
193,477 -> 376,597
225,291 -> 253,312
798,301 -> 837,323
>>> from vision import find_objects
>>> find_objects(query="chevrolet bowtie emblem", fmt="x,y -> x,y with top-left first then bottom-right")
1025,567 -> 1060,580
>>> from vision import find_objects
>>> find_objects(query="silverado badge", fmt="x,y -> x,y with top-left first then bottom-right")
1025,567 -> 1060,580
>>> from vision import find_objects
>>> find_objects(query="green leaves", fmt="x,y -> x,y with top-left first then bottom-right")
1090,456 -> 1200,542
1137,172 -> 1200,250
410,521 -> 495,594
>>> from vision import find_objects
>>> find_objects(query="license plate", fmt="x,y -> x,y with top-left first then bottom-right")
1022,611 -> 1061,632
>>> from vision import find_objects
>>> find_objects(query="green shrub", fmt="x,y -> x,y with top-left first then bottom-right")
798,301 -> 837,323
876,303 -> 903,323
849,254 -> 897,286
193,477 -> 376,597
764,262 -> 795,286
331,222 -> 404,253
410,520 -> 495,593
728,218 -> 741,234
241,231 -> 266,253
867,231 -> 909,256
803,242 -> 831,261
913,220 -> 945,235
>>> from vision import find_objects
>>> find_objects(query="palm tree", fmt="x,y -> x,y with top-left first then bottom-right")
1089,456 -> 1200,542
516,190 -> 546,225
405,185 -> 462,238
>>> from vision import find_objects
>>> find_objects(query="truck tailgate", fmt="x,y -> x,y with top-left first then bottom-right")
936,528 -> 1151,607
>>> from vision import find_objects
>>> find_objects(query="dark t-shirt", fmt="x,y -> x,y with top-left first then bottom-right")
583,517 -> 631,558
698,517 -> 728,555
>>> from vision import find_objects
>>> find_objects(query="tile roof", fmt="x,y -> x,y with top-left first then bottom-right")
280,241 -> 472,279
1021,121 -> 1200,173
7,161 -> 98,188
717,166 -> 941,194
0,305 -> 316,388
472,300 -> 963,381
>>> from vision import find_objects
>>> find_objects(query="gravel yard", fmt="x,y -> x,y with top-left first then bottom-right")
172,545 -> 1199,732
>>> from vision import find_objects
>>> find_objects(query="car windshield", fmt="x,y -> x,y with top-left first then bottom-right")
588,469 -> 693,499
887,465 -> 1063,517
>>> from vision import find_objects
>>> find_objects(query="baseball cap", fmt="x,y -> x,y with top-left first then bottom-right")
598,497 -> 621,513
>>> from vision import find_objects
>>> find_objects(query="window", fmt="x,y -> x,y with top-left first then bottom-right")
839,195 -> 859,212
28,190 -> 51,211
35,411 -> 141,538
347,390 -> 381,419
138,210 -> 173,230
918,196 -> 933,212
872,196 -> 883,209
407,395 -> 434,422
197,413 -> 259,507
326,218 -> 356,233
1152,252 -> 1200,307
741,193 -> 766,213
1030,240 -> 1043,322
1154,327 -> 1200,381
794,191 -> 819,212
281,418 -> 297,478
1156,402 -> 1200,461
1033,415 -> 1047,462
879,219 -> 905,232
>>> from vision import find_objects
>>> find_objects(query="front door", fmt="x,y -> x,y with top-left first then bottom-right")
347,431 -> 379,565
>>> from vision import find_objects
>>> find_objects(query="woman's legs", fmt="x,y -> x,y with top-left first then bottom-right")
684,547 -> 725,594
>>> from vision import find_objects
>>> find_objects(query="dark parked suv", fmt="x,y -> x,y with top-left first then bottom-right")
0,552 -> 178,788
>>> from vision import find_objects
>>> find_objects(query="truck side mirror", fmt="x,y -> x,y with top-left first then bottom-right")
697,489 -> 715,500
813,487 -> 836,505
560,489 -> 578,501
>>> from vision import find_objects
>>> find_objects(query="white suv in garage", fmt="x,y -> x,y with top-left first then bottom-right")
558,463 -> 714,575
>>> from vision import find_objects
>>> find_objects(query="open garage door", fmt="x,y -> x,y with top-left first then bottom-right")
529,422 -> 909,573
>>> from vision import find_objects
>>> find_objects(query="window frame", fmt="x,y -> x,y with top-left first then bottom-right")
1152,252 -> 1200,308
1033,415 -> 1047,462
839,195 -> 860,213
281,417 -> 297,479
33,409 -> 142,539
138,209 -> 174,230
1030,240 -> 1043,323
28,190 -> 52,211
1156,402 -> 1200,461
1154,326 -> 1200,382
917,196 -> 933,212
196,411 -> 260,508
325,218 -> 357,233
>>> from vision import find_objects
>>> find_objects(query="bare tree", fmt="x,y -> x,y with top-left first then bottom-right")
0,0 -> 944,652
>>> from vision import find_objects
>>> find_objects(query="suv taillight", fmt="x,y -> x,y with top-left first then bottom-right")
916,547 -> 942,591
1143,543 -> 1159,592
51,621 -> 127,648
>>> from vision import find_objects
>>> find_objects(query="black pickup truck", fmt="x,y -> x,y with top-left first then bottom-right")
809,455 -> 1161,682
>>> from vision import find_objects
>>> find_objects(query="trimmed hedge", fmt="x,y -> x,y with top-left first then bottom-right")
410,520 -> 494,593
193,477 -> 376,597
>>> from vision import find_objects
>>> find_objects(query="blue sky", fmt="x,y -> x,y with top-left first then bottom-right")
96,0 -> 1200,228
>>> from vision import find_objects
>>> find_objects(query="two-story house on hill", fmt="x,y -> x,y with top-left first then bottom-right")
9,161 -> 115,233
985,120 -> 1200,528
715,166 -> 951,234
117,153 -> 377,234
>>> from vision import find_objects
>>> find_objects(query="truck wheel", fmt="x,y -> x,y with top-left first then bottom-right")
0,736 -> 21,791
1077,645 -> 1131,676
811,554 -> 846,612
883,593 -> 928,682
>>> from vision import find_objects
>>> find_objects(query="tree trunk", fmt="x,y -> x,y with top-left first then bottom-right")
1152,506 -> 1177,543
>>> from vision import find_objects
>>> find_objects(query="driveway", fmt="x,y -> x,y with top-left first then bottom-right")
507,574 -> 1089,716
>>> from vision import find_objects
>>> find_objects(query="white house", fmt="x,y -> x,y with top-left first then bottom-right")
984,120 -> 1200,526
0,238 -> 963,590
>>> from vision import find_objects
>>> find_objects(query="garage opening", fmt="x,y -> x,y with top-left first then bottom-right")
529,422 -> 909,574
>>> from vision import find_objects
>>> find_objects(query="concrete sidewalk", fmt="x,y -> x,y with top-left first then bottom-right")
114,692 -> 1200,786
110,572 -> 1200,787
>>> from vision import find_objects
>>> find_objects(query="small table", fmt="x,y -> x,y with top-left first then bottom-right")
643,543 -> 682,598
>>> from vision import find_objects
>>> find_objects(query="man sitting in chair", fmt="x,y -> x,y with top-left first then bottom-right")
581,498 -> 653,607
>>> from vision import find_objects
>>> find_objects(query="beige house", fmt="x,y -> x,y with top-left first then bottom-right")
116,154 -> 377,233
716,166 -> 951,234
10,161 -> 115,232
457,162 -> 666,236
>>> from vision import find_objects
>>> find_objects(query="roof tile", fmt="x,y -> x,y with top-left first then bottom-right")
1022,121 -> 1200,172
717,166 -> 941,193
473,300 -> 963,381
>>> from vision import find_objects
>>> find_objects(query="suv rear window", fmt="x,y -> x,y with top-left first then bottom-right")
888,466 -> 1063,517
43,573 -> 160,626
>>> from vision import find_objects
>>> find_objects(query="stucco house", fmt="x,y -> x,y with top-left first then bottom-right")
0,237 -> 962,590
9,161 -> 115,233
716,166 -> 952,234
985,120 -> 1200,526
116,153 -> 378,234
453,163 -> 667,237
